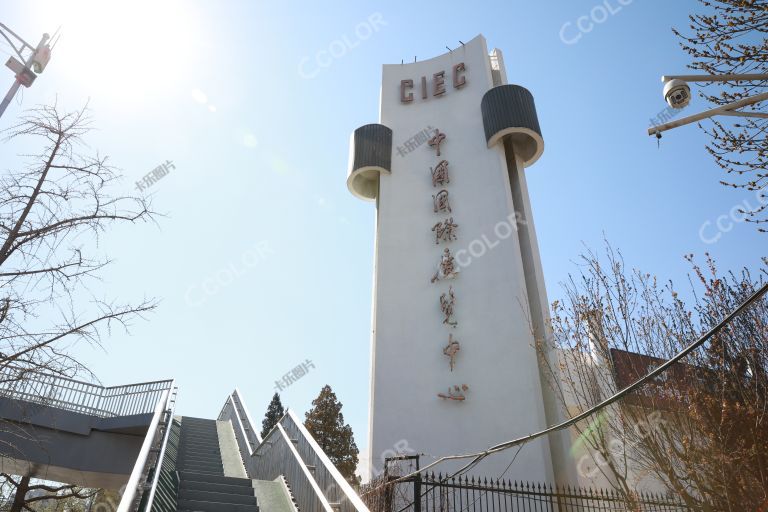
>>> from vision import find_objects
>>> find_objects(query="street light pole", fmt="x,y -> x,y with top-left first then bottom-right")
0,23 -> 53,120
648,73 -> 768,137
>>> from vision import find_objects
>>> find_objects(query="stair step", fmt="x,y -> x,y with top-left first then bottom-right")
181,432 -> 220,439
180,472 -> 254,487
179,489 -> 257,505
178,462 -> 223,467
180,444 -> 221,451
179,445 -> 221,452
178,464 -> 224,472
181,424 -> 218,431
181,440 -> 220,446
179,458 -> 223,465
180,445 -> 221,455
179,455 -> 222,463
181,434 -> 219,440
178,467 -> 224,474
178,463 -> 224,470
176,499 -> 258,512
178,459 -> 223,466
178,470 -> 225,477
180,441 -> 221,449
180,449 -> 222,458
181,429 -> 219,436
181,480 -> 256,496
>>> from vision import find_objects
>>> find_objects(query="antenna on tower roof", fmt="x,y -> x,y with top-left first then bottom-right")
446,46 -> 452,53
459,40 -> 465,46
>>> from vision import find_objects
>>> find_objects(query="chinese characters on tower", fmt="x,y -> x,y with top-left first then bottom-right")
426,129 -> 469,401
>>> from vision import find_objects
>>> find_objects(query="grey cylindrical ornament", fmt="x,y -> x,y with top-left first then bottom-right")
481,85 -> 544,166
347,123 -> 393,201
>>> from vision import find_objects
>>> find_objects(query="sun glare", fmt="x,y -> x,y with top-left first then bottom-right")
31,0 -> 200,103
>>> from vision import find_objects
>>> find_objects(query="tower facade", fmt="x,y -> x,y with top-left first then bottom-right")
347,35 -> 574,483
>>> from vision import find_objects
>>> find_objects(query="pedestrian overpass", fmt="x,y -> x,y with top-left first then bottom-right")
0,369 -> 369,512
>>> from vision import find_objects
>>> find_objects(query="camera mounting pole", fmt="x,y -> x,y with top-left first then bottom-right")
0,22 -> 56,120
647,73 -> 768,137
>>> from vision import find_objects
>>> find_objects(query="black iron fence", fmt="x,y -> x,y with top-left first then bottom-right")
362,472 -> 694,512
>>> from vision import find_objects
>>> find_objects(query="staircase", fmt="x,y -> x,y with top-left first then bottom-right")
176,417 -> 259,512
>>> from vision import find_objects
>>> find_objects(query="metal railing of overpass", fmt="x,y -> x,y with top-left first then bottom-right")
0,366 -> 174,417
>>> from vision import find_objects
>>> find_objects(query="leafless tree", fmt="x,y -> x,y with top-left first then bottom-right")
0,103 -> 158,384
0,474 -> 97,512
674,0 -> 768,231
0,104 -> 159,498
537,244 -> 767,511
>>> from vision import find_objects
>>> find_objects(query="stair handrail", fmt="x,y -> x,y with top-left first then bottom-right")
283,410 -> 370,512
219,392 -> 257,463
218,388 -> 262,456
220,389 -> 370,512
141,385 -> 177,512
276,422 -> 336,512
234,387 -> 263,445
116,381 -> 175,512
223,394 -> 335,512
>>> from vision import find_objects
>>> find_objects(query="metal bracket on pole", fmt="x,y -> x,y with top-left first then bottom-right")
0,28 -> 50,120
647,91 -> 768,137
661,73 -> 768,84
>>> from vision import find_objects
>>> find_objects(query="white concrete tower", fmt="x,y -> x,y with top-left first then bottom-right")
347,35 -> 576,484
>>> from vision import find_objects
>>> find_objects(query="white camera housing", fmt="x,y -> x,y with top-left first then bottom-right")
663,79 -> 691,109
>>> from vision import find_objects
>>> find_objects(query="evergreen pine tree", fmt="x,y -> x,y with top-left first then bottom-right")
304,385 -> 360,484
261,392 -> 285,439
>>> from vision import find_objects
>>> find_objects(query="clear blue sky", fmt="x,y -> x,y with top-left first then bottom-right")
1,0 -> 764,466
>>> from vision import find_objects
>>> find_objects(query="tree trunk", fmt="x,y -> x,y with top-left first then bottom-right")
10,476 -> 30,512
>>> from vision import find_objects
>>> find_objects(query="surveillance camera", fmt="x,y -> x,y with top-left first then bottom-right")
663,79 -> 691,109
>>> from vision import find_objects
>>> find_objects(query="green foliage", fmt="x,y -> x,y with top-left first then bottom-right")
261,392 -> 285,439
304,385 -> 360,484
